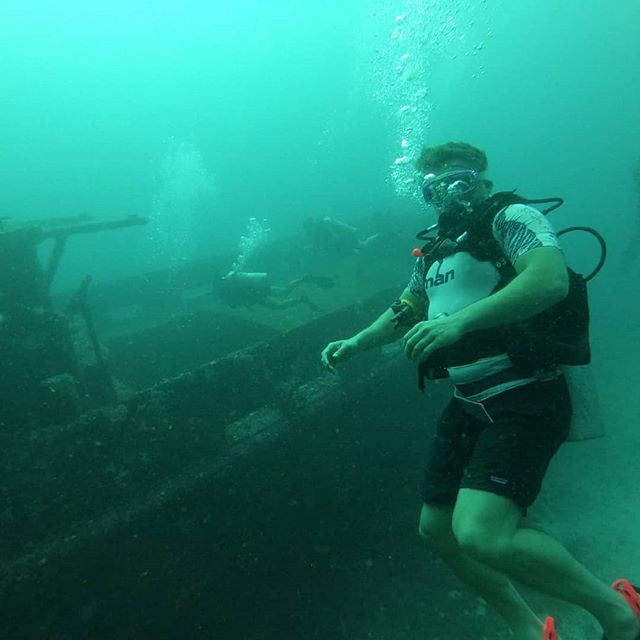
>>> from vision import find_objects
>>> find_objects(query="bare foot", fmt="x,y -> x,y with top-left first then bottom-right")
600,603 -> 640,640
510,621 -> 544,640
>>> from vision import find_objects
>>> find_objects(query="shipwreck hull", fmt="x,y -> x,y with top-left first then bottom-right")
0,288 -> 497,640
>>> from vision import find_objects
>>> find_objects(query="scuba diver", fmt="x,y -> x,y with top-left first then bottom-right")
213,269 -> 334,311
321,142 -> 639,640
303,215 -> 381,254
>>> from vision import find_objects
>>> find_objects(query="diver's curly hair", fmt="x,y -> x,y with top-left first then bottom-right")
416,142 -> 488,173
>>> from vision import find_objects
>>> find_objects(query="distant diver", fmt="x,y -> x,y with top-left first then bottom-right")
219,216 -> 334,311
213,270 -> 334,311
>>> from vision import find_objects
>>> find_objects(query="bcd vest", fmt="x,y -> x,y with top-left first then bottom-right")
416,192 -> 598,388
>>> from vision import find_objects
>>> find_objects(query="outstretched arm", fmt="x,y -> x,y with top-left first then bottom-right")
321,289 -> 425,372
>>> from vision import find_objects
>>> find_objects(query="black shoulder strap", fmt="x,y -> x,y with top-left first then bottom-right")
465,191 -> 566,266
416,191 -> 565,277
469,191 -> 565,234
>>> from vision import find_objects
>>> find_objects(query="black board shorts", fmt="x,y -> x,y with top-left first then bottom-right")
422,376 -> 572,510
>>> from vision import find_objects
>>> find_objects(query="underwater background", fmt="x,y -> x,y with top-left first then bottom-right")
1,1 -> 639,639
2,0 -> 638,288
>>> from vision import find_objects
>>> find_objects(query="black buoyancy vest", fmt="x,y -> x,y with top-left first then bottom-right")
417,192 -> 594,387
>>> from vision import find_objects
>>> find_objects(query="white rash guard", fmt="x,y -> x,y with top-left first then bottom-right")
407,203 -> 562,401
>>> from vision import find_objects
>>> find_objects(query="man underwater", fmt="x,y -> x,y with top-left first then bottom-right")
321,142 -> 640,640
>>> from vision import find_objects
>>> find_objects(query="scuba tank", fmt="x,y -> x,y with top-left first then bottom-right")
564,364 -> 606,441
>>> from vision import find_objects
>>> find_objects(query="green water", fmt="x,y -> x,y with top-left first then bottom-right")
2,1 -> 638,289
1,3 -> 639,638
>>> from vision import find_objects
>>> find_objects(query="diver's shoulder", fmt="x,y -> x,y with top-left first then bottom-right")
493,202 -> 545,226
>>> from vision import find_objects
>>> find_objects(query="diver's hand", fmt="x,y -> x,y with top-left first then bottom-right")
402,315 -> 465,362
321,337 -> 361,373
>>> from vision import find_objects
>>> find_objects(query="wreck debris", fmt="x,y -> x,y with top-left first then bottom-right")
0,214 -> 147,429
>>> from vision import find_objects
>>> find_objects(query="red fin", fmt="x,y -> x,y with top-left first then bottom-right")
544,616 -> 558,640
613,580 -> 640,621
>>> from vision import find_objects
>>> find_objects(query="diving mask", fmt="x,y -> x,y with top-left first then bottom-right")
421,169 -> 481,206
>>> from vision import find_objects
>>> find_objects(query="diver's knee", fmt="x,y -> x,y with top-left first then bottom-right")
418,503 -> 454,550
453,520 -> 509,564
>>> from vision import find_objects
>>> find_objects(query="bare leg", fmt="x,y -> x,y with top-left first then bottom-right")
270,279 -> 306,296
453,489 -> 640,640
357,233 -> 381,248
419,503 -> 544,639
271,275 -> 334,296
